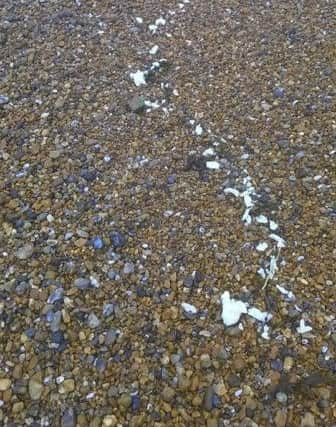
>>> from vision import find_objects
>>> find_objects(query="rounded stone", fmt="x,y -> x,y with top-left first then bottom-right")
0,379 -> 11,391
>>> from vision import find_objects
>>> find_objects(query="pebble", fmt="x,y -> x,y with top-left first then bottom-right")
203,385 -> 214,411
128,95 -> 145,113
15,244 -> 34,259
274,409 -> 287,427
276,391 -> 288,404
91,236 -> 104,249
102,415 -> 118,427
87,313 -> 100,328
300,412 -> 315,427
123,262 -> 135,274
162,386 -> 175,402
61,408 -> 76,427
59,379 -> 75,394
200,354 -> 212,369
0,379 -> 11,391
118,393 -> 132,409
283,356 -> 294,372
273,86 -> 285,98
74,277 -> 91,290
110,231 -> 127,248
0,95 -> 9,105
28,378 -> 43,400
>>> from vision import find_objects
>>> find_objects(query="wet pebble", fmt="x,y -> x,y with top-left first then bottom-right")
74,277 -> 91,290
91,236 -> 104,250
0,94 -> 9,105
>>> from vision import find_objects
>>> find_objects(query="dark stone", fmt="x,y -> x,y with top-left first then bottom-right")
80,168 -> 97,182
131,393 -> 141,411
110,231 -> 127,248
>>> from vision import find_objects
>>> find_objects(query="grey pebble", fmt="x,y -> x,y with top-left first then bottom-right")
74,277 -> 91,290
123,262 -> 135,274
16,244 -> 34,259
61,408 -> 76,427
88,313 -> 100,328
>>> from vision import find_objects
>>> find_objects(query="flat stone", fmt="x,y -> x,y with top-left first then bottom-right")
300,412 -> 315,427
128,95 -> 145,113
274,409 -> 287,427
102,415 -> 118,427
59,379 -> 75,394
162,386 -> 175,402
16,244 -> 34,259
62,408 -> 76,427
29,378 -> 43,400
0,378 -> 11,391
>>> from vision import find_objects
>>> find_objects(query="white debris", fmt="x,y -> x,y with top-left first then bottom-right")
256,242 -> 268,252
242,208 -> 252,225
195,124 -> 203,135
256,215 -> 268,224
135,17 -> 143,24
268,255 -> 278,279
269,220 -> 278,231
276,285 -> 295,300
202,147 -> 215,157
247,307 -> 272,323
181,302 -> 198,314
206,161 -> 220,170
130,70 -> 147,86
149,45 -> 159,55
149,17 -> 166,34
269,233 -> 286,248
223,187 -> 240,198
258,267 -> 266,279
144,100 -> 160,109
261,325 -> 271,340
297,319 -> 312,334
221,291 -> 247,327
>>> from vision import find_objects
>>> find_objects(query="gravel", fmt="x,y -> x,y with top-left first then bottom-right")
0,0 -> 335,425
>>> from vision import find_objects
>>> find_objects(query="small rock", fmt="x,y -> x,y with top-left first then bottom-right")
110,231 -> 127,248
128,95 -> 145,113
283,356 -> 294,372
59,379 -> 75,394
29,378 -> 43,400
200,354 -> 212,369
16,244 -> 34,259
87,313 -> 100,328
102,415 -> 118,427
74,278 -> 91,290
233,356 -> 245,372
207,419 -> 218,427
300,412 -> 315,427
276,391 -> 288,404
203,385 -> 214,411
80,168 -> 97,182
0,378 -> 11,391
274,86 -> 285,98
118,393 -> 132,409
0,95 -> 9,105
162,386 -> 175,402
61,408 -> 76,427
91,236 -> 104,250
123,262 -> 135,274
274,409 -> 287,427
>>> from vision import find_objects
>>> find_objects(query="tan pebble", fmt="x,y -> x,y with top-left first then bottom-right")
118,393 -> 132,409
200,354 -> 212,369
74,238 -> 87,248
162,386 -> 175,402
13,364 -> 23,379
192,395 -> 202,407
28,379 -> 43,400
76,414 -> 87,426
59,379 -> 75,394
207,419 -> 218,427
283,356 -> 294,372
274,409 -> 287,427
233,355 -> 245,372
102,414 -> 118,426
300,412 -> 315,427
12,401 -> 24,414
89,417 -> 101,427
0,378 -> 11,391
